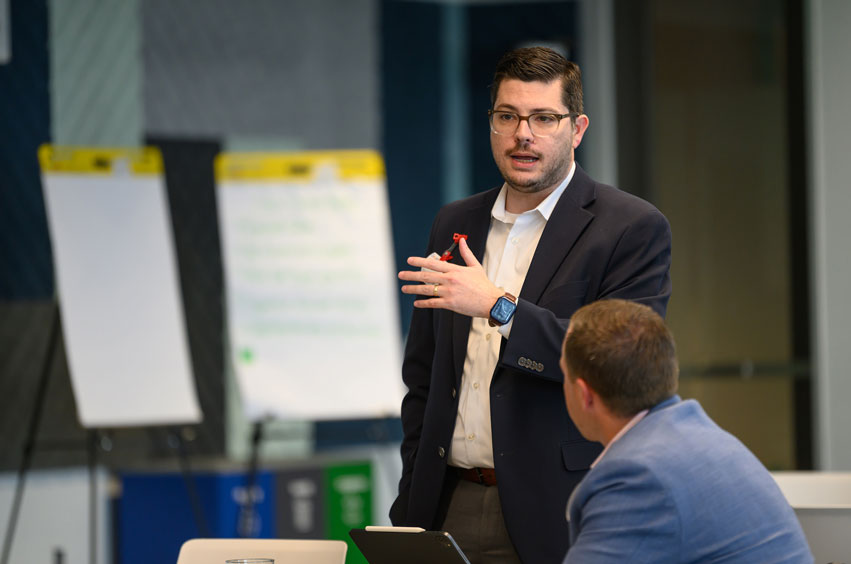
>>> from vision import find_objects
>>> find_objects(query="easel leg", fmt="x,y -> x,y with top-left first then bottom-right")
87,430 -> 97,564
0,301 -> 60,564
171,428 -> 211,537
237,420 -> 264,537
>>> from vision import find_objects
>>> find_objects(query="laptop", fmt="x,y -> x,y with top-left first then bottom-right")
176,538 -> 347,564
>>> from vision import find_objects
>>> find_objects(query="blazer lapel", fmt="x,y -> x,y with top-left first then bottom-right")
519,165 -> 597,304
451,190 -> 498,383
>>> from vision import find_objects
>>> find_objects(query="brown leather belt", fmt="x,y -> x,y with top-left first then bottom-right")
453,466 -> 497,486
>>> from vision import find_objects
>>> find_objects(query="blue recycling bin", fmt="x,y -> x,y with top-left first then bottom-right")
118,470 -> 275,564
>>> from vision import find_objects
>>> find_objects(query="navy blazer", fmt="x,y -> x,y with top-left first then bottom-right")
390,165 -> 672,563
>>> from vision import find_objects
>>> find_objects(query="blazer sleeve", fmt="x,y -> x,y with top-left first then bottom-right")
501,207 -> 672,383
389,214 -> 442,525
564,460 -> 681,563
390,303 -> 432,524
597,208 -> 672,317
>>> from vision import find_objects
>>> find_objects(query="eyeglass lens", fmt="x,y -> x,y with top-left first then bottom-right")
490,112 -> 563,137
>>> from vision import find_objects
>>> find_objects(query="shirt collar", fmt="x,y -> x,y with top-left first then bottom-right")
491,161 -> 577,223
590,408 -> 649,468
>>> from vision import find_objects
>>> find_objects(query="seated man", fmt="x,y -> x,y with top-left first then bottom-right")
560,299 -> 813,563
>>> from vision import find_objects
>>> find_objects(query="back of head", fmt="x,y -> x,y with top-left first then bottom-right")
563,299 -> 678,418
490,46 -> 584,115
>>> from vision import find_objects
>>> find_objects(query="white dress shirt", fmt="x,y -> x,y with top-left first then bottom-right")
590,409 -> 649,468
448,162 -> 576,469
566,407 -> 649,522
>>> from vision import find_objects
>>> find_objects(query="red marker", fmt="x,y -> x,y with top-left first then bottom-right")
440,233 -> 468,261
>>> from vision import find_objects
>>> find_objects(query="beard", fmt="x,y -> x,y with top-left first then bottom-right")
496,142 -> 574,194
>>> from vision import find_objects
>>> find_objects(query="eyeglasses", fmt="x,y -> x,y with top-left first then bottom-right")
488,110 -> 578,137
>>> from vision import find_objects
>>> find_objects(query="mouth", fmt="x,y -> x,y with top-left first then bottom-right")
509,152 -> 540,166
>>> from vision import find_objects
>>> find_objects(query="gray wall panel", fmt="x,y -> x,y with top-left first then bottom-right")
49,0 -> 142,146
143,0 -> 379,150
809,0 -> 851,470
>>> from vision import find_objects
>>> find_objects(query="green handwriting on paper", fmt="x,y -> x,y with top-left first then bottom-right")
235,192 -> 360,224
246,322 -> 381,337
238,268 -> 361,285
234,243 -> 352,260
237,296 -> 369,314
236,218 -> 315,235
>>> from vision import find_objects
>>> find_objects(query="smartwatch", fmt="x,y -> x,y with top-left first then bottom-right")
488,292 -> 517,327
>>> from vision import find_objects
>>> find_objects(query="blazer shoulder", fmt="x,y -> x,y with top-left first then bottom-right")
603,401 -> 760,488
437,186 -> 501,218
567,166 -> 667,223
597,404 -> 699,473
592,182 -> 666,219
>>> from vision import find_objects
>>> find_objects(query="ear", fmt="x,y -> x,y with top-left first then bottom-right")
572,114 -> 590,149
575,377 -> 594,409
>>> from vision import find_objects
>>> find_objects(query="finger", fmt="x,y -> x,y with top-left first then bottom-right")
398,270 -> 443,284
413,297 -> 446,308
407,256 -> 454,272
458,238 -> 481,268
401,283 -> 443,296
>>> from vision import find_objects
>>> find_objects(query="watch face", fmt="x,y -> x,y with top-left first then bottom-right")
491,296 -> 517,324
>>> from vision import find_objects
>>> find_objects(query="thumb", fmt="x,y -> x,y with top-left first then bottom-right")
458,237 -> 481,268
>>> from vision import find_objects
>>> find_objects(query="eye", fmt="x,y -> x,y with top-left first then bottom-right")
531,114 -> 557,124
497,112 -> 518,122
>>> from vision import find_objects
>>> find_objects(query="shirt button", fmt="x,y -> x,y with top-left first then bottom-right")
473,382 -> 479,389
511,238 -> 519,245
438,446 -> 445,458
467,434 -> 475,440
485,333 -> 492,341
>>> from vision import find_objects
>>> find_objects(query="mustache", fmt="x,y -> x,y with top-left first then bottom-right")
506,144 -> 542,158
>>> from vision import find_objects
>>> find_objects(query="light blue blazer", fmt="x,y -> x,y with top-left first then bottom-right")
564,396 -> 813,563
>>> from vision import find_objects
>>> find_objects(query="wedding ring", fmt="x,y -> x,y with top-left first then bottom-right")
433,284 -> 439,297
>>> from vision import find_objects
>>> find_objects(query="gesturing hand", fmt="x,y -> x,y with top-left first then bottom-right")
399,238 -> 504,318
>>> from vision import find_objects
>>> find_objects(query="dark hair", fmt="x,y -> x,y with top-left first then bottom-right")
563,299 -> 678,418
490,46 -> 584,115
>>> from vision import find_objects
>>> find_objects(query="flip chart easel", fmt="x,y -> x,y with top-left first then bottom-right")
6,145 -> 205,564
215,150 -> 404,421
39,145 -> 201,427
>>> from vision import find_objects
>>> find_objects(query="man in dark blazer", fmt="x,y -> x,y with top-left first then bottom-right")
391,46 -> 672,563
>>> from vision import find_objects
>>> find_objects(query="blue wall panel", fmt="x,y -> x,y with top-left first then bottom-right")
0,0 -> 52,299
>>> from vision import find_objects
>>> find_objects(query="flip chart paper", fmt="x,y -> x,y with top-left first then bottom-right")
40,145 -> 201,427
216,151 -> 403,420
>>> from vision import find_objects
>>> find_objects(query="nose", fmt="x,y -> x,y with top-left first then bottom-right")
514,117 -> 534,142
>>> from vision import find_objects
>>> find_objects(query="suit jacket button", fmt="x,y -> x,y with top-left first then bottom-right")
519,356 -> 527,367
438,446 -> 445,458
451,387 -> 456,398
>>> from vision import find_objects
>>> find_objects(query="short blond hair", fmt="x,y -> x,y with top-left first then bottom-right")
563,299 -> 678,417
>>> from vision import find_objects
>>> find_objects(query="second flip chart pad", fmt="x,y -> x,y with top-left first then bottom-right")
216,151 -> 404,421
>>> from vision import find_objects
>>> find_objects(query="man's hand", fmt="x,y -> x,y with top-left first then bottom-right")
399,238 -> 504,318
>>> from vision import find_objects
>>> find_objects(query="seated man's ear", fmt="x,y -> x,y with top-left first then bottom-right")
576,377 -> 595,409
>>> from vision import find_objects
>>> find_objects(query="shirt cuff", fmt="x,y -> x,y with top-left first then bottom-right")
498,317 -> 513,338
